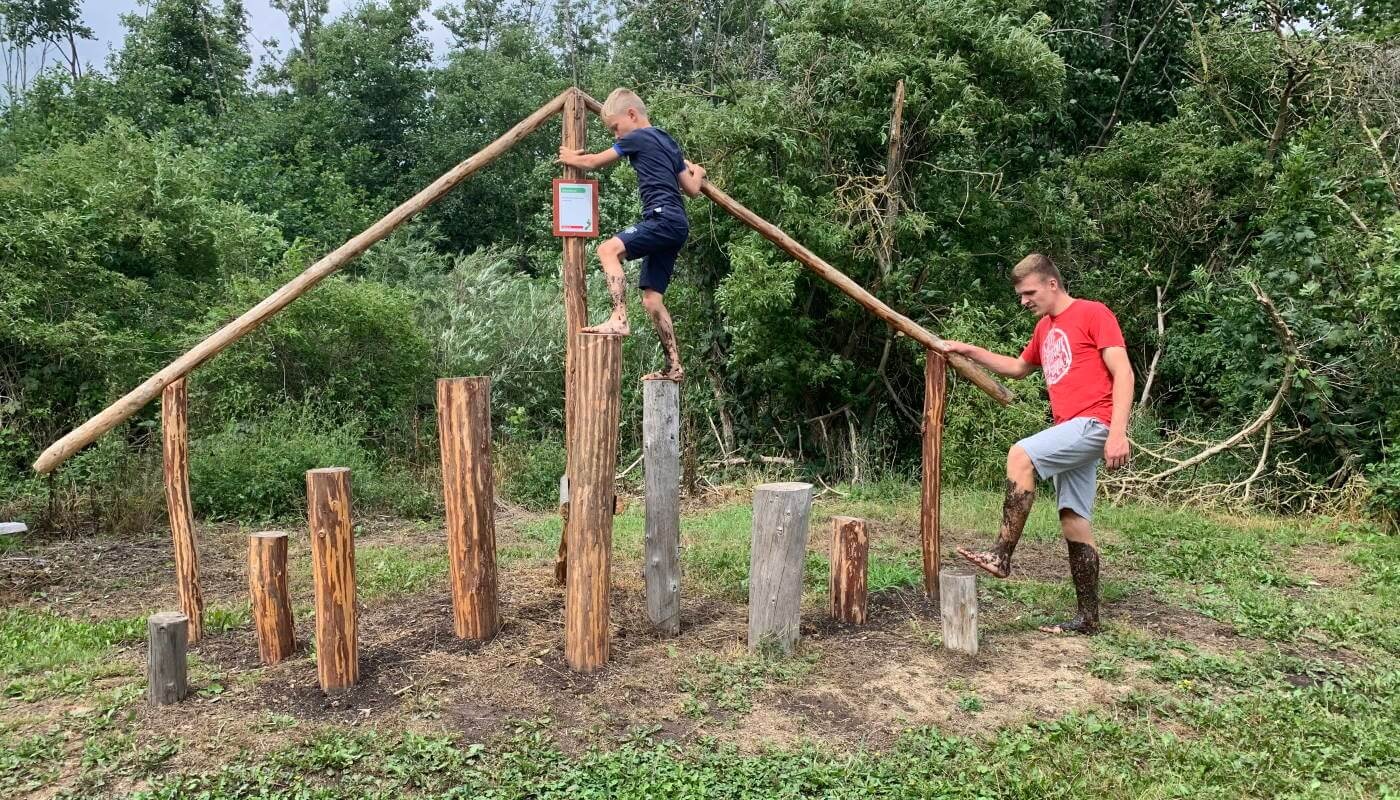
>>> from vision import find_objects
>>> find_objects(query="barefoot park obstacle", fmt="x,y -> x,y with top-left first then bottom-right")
31,88 -> 1005,694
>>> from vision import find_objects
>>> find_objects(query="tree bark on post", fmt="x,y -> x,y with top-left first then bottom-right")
829,516 -> 868,624
939,567 -> 978,656
248,531 -> 296,665
161,378 -> 204,643
643,379 -> 681,637
307,467 -> 358,691
436,377 -> 499,640
921,351 -> 947,600
556,87 -> 590,586
147,612 -> 189,706
565,332 -> 622,673
748,482 -> 813,654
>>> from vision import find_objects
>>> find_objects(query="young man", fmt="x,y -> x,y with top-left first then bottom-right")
557,88 -> 706,382
941,254 -> 1133,634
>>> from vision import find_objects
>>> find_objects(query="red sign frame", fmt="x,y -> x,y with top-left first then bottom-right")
552,178 -> 600,238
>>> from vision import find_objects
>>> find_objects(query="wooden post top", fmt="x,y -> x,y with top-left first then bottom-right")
250,531 -> 289,540
148,611 -> 189,625
755,481 -> 813,493
307,467 -> 351,476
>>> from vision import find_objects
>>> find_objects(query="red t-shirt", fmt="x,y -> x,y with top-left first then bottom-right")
1020,299 -> 1126,425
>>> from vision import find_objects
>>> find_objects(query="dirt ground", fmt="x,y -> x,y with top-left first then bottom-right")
1,495 -> 1276,774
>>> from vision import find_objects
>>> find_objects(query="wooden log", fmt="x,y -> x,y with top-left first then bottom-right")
554,475 -> 569,585
939,567 -> 978,656
33,90 -> 571,475
564,332 -> 622,673
307,467 -> 358,691
748,482 -> 813,654
147,612 -> 188,706
643,378 -> 681,637
921,351 -> 947,600
828,516 -> 868,624
436,377 -> 499,640
556,87 -> 590,586
161,378 -> 204,642
248,531 -> 296,665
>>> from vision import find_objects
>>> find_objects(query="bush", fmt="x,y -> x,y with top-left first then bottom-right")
1365,444 -> 1400,533
496,438 -> 566,510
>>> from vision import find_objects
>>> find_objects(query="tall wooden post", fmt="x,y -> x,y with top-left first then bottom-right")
940,567 -> 978,656
748,482 -> 813,654
556,87 -> 590,586
565,332 -> 622,673
643,379 -> 681,637
921,351 -> 947,601
161,378 -> 204,642
248,531 -> 296,665
147,612 -> 189,706
829,516 -> 868,624
437,377 -> 500,640
307,467 -> 358,691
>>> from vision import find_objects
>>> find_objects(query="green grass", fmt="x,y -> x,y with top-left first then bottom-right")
0,609 -> 144,682
679,651 -> 818,718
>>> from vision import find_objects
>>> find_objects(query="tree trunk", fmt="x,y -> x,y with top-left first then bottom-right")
643,379 -> 681,637
248,531 -> 296,665
161,379 -> 204,643
921,352 -> 947,599
748,482 -> 813,654
147,612 -> 189,706
307,467 -> 358,691
828,516 -> 868,624
437,377 -> 500,640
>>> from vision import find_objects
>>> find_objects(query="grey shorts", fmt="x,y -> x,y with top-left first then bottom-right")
1016,417 -> 1109,520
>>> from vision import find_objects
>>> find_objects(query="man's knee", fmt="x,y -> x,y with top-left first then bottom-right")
598,237 -> 627,261
641,290 -> 665,314
1007,445 -> 1035,481
1059,508 -> 1095,544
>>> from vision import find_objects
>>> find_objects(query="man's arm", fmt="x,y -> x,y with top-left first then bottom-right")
678,160 -> 706,197
558,146 -> 620,171
941,340 -> 1037,380
1102,346 -> 1134,470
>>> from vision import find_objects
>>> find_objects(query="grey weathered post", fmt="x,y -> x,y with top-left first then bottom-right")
939,567 -> 979,656
747,482 -> 813,654
643,379 -> 682,636
147,611 -> 189,706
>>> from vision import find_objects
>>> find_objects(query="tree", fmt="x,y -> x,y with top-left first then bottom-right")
114,0 -> 251,117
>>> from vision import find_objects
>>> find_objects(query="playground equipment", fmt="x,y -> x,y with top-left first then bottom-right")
32,88 -> 1005,686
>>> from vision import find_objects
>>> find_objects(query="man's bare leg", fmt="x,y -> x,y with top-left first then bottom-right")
583,237 -> 630,336
957,445 -> 1036,578
640,289 -> 683,381
1040,509 -> 1101,634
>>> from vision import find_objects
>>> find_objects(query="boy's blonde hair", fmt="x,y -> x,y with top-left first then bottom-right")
602,88 -> 648,119
1011,253 -> 1063,286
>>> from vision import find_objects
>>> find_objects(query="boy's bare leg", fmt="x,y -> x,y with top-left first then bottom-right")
957,445 -> 1036,578
640,289 -> 683,381
583,237 -> 630,336
1040,510 -> 1101,634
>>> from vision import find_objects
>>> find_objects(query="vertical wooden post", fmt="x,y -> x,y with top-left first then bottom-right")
147,612 -> 188,706
829,516 -> 868,624
565,332 -> 622,673
307,467 -> 358,691
556,87 -> 590,586
748,482 -> 813,654
643,379 -> 681,637
437,377 -> 500,640
921,351 -> 947,601
248,531 -> 296,665
939,567 -> 978,656
161,378 -> 204,642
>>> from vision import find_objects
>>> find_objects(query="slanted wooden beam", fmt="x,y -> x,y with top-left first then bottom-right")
34,90 -> 572,475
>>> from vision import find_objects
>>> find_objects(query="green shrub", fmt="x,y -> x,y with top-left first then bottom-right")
496,438 -> 566,510
189,401 -> 375,521
1365,444 -> 1400,532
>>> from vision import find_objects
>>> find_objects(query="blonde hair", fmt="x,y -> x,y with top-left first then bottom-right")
602,88 -> 648,119
1011,253 -> 1063,286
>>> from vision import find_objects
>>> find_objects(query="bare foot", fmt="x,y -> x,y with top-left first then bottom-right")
642,367 -> 684,382
1038,615 -> 1100,635
582,318 -> 629,336
956,547 -> 1010,579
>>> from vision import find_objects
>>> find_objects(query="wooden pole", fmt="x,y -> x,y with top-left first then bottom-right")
161,379 -> 204,642
436,377 -> 499,640
643,379 -> 681,637
939,567 -> 978,656
564,332 -> 622,673
556,87 -> 590,585
921,351 -> 947,600
307,467 -> 358,691
829,516 -> 868,624
34,91 -> 571,475
248,531 -> 296,665
748,482 -> 813,654
147,612 -> 188,706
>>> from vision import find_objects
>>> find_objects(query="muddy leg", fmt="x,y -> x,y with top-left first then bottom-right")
957,446 -> 1036,578
641,289 -> 683,381
1040,510 -> 1100,634
583,237 -> 630,335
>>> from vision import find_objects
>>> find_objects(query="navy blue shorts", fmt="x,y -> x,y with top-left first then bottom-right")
616,206 -> 689,294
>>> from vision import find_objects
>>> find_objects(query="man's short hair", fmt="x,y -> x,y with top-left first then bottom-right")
1011,253 -> 1063,286
602,88 -> 648,119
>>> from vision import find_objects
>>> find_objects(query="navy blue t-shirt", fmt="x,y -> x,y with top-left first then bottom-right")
612,127 -> 686,213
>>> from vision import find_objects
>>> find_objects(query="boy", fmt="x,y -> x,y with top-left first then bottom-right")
557,88 -> 706,381
940,254 -> 1133,634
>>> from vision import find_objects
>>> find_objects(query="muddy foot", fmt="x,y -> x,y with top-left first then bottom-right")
1038,615 -> 1100,635
956,547 -> 1010,579
582,319 -> 630,336
642,368 -> 684,382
